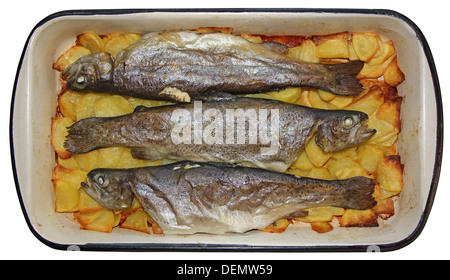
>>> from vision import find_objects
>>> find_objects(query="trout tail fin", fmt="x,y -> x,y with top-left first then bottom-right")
340,176 -> 377,210
324,61 -> 365,96
64,117 -> 104,154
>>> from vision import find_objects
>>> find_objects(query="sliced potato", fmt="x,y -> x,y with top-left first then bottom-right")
357,145 -> 385,173
335,165 -> 370,180
267,87 -> 301,103
316,39 -> 349,59
384,57 -> 405,87
124,33 -> 142,45
376,97 -> 402,130
127,97 -> 168,108
75,93 -> 103,120
376,155 -> 403,193
57,156 -> 80,170
104,34 -> 130,58
297,40 -> 320,63
295,90 -> 313,107
53,165 -> 87,191
305,138 -> 333,167
94,95 -> 134,117
348,41 -> 359,61
340,209 -> 378,227
357,53 -> 396,79
318,90 -> 335,102
287,45 -> 303,59
77,33 -> 104,54
73,151 -> 99,172
308,167 -> 333,180
51,117 -> 74,159
310,222 -> 333,233
326,156 -> 360,178
366,117 -> 399,146
53,46 -> 91,72
260,218 -> 291,233
293,206 -> 344,223
58,90 -> 83,121
77,209 -> 117,233
351,33 -> 380,62
96,147 -> 127,169
78,188 -> 105,214
329,95 -> 354,108
368,40 -> 396,66
291,150 -> 314,171
331,146 -> 357,161
53,179 -> 79,212
307,88 -> 329,109
120,210 -> 151,234
372,198 -> 395,220
344,86 -> 384,116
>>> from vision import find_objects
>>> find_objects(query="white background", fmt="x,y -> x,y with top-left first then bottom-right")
1,0 -> 449,260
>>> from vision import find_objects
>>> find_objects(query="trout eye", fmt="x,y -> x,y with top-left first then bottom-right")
94,174 -> 109,188
341,115 -> 357,129
75,75 -> 87,88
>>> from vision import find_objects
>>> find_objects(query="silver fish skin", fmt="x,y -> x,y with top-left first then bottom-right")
64,95 -> 376,172
62,31 -> 364,102
81,161 -> 377,234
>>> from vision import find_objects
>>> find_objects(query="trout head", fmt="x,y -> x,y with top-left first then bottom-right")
316,110 -> 376,152
62,52 -> 114,92
81,168 -> 134,210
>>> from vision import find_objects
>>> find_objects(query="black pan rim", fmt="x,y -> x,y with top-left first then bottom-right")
9,8 -> 443,253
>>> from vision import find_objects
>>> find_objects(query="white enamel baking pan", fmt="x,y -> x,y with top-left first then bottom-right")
10,9 -> 442,252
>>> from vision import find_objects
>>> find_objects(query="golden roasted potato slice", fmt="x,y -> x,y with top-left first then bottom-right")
53,46 -> 91,72
308,89 -> 331,109
348,41 -> 359,61
297,40 -> 320,63
75,93 -> 103,120
318,90 -> 335,102
344,86 -> 384,116
310,222 -> 333,233
51,117 -> 74,159
53,165 -> 87,191
78,188 -> 105,214
293,206 -> 344,223
329,95 -> 354,108
57,156 -> 80,170
291,150 -> 314,171
73,151 -> 99,172
77,33 -> 104,54
340,209 -> 378,227
366,117 -> 399,146
308,167 -> 333,180
124,33 -> 142,44
53,179 -> 79,212
240,34 -> 263,43
58,90 -> 83,121
77,209 -> 117,233
372,198 -> 395,220
312,32 -> 349,45
351,33 -> 380,62
94,95 -> 134,117
96,147 -> 127,169
287,168 -> 310,178
126,97 -> 168,108
267,87 -> 301,103
357,53 -> 396,79
384,57 -> 406,87
335,165 -> 369,180
295,90 -> 313,107
357,145 -> 385,173
305,138 -> 333,167
326,156 -> 360,178
120,210 -> 151,234
331,146 -> 357,161
260,218 -> 291,233
368,40 -> 396,66
104,34 -> 131,58
316,39 -> 349,59
376,97 -> 402,130
376,155 -> 403,193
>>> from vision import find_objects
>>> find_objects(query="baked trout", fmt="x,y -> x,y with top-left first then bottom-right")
81,161 -> 377,234
64,94 -> 376,172
62,31 -> 364,102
